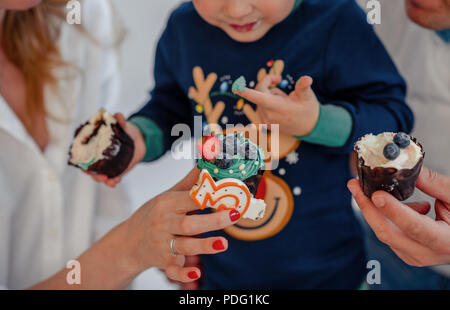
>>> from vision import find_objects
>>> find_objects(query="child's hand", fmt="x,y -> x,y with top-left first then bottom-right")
233,75 -> 320,137
86,113 -> 146,187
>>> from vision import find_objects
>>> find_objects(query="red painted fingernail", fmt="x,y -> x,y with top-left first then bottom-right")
229,209 -> 241,222
212,239 -> 225,251
188,271 -> 199,279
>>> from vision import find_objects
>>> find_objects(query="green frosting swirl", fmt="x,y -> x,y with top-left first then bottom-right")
78,157 -> 96,170
197,135 -> 265,181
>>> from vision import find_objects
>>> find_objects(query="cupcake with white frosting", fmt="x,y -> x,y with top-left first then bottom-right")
354,132 -> 424,201
68,109 -> 134,178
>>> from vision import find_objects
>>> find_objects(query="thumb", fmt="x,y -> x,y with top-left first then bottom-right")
114,113 -> 127,129
416,166 -> 450,204
293,76 -> 313,99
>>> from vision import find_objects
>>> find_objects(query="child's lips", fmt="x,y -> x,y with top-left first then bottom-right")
229,20 -> 260,32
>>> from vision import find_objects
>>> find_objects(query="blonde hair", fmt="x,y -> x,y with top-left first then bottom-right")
1,0 -> 70,133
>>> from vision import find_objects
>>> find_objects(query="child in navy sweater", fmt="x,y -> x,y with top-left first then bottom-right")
98,0 -> 414,289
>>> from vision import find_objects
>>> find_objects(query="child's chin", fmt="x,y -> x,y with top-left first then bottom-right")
223,27 -> 269,43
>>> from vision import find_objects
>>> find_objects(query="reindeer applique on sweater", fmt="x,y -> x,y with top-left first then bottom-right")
188,60 -> 299,241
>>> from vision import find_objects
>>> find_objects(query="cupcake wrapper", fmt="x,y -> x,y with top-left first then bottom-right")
355,137 -> 424,201
69,123 -> 135,178
243,169 -> 265,197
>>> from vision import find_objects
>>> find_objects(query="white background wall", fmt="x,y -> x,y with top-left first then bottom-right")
111,0 -> 192,290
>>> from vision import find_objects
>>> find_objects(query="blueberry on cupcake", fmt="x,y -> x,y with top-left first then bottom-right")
194,132 -> 266,220
197,133 -> 265,195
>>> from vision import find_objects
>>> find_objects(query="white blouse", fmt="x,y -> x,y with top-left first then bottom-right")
0,0 -> 130,289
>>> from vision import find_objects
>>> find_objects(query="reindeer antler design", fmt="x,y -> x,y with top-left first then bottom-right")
243,60 -> 286,125
189,66 -> 225,129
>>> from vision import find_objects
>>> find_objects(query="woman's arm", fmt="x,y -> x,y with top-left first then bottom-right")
30,168 -> 240,289
29,221 -> 139,290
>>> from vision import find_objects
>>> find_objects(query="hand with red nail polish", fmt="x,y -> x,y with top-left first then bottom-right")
229,209 -> 241,222
213,239 -> 225,251
119,166 -> 239,286
30,166 -> 238,289
188,271 -> 199,280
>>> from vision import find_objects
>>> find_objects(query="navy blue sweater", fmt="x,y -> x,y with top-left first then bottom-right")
132,0 -> 413,289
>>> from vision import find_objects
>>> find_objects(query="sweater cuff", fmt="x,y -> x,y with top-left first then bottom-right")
296,104 -> 353,147
128,116 -> 164,162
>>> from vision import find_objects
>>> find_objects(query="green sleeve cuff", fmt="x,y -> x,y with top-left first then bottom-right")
128,116 -> 165,162
296,104 -> 353,147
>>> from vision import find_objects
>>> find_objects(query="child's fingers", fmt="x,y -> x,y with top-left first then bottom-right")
258,106 -> 284,127
111,176 -> 122,185
270,88 -> 289,97
114,113 -> 127,129
105,179 -> 117,188
256,74 -> 282,92
234,88 -> 283,110
88,172 -> 122,187
294,76 -> 314,96
166,265 -> 201,283
295,76 -> 313,90
91,174 -> 107,182
255,103 -> 270,124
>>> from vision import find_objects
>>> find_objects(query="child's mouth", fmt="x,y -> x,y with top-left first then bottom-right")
229,20 -> 261,33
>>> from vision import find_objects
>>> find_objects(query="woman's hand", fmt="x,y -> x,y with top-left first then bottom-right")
87,113 -> 146,187
233,74 -> 320,137
121,167 -> 240,283
348,166 -> 450,267
31,167 -> 239,289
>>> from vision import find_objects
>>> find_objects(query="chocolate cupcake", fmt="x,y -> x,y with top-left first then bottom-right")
193,133 -> 266,220
68,109 -> 135,178
354,132 -> 424,201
